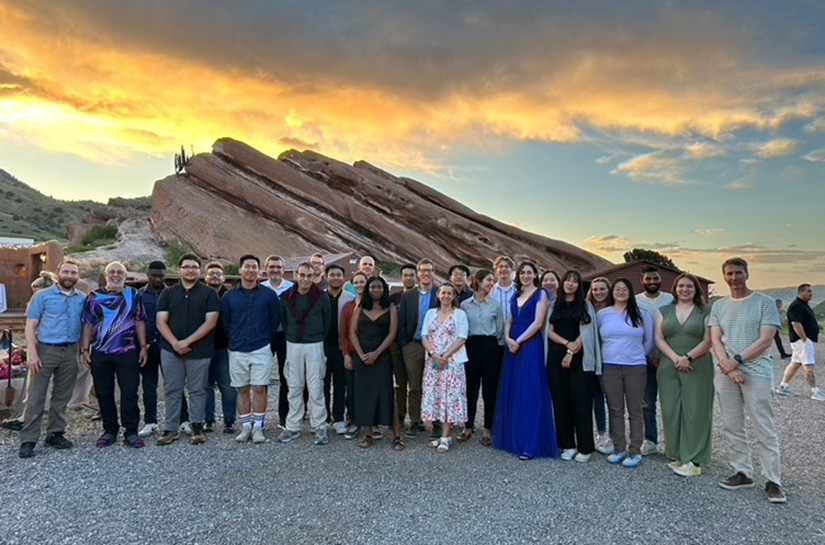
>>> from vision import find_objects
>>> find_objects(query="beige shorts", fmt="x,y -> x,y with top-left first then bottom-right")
229,345 -> 274,387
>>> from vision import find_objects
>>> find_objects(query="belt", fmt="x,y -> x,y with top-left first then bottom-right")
38,341 -> 78,347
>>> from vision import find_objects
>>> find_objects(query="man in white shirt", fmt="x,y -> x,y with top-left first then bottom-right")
262,255 -> 294,428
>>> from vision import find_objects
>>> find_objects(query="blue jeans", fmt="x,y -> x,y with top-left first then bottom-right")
205,350 -> 237,424
643,366 -> 658,443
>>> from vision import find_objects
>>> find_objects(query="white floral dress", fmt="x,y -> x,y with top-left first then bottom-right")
421,309 -> 468,424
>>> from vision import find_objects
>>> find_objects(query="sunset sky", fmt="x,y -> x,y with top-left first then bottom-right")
1,1 -> 824,289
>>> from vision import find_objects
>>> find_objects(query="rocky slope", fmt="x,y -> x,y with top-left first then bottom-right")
151,138 -> 611,273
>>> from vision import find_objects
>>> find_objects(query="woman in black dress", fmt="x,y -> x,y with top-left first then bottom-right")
348,276 -> 399,448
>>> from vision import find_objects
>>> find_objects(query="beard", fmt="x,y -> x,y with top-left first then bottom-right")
58,277 -> 78,290
643,283 -> 661,294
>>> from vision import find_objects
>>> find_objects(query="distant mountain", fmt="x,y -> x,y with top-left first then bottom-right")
760,285 -> 825,308
0,169 -> 126,241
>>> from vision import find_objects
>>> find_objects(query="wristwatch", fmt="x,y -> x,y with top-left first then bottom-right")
733,354 -> 744,365
684,354 -> 693,362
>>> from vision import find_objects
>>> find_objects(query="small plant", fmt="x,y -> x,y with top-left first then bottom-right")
81,225 -> 118,246
164,241 -> 196,271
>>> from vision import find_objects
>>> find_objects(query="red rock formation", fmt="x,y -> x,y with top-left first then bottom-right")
151,138 -> 612,273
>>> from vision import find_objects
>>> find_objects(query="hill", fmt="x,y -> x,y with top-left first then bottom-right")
760,285 -> 825,308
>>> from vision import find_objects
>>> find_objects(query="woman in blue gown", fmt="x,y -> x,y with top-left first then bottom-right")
493,262 -> 559,460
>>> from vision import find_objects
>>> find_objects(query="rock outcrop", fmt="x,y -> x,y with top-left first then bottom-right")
151,138 -> 612,273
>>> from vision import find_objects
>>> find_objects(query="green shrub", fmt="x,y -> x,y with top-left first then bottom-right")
81,225 -> 118,246
164,241 -> 196,271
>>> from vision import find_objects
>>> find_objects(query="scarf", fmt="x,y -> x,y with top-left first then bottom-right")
284,283 -> 325,340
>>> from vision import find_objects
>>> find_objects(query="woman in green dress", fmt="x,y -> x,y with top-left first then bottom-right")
653,273 -> 713,477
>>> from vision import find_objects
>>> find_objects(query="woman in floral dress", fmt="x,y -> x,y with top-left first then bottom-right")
421,283 -> 469,453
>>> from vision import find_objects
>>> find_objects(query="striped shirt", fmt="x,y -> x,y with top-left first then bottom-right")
709,292 -> 780,379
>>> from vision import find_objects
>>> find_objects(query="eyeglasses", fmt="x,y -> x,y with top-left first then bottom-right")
206,271 -> 224,277
180,265 -> 201,270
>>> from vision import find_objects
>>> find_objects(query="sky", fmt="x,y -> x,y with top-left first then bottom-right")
1,0 -> 824,290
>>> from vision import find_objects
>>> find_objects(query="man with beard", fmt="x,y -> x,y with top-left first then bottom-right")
278,262 -> 332,445
204,261 -> 237,432
155,255 -> 221,446
634,265 -> 674,456
775,284 -> 824,400
310,252 -> 329,291
222,255 -> 281,443
19,260 -> 87,458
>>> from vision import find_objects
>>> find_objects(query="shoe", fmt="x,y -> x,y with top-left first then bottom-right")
437,437 -> 452,453
277,429 -> 300,443
344,425 -> 361,440
204,421 -> 215,433
457,428 -> 474,442
622,454 -> 643,468
574,452 -> 591,463
765,481 -> 786,503
673,461 -> 701,477
234,427 -> 252,442
18,442 -> 35,458
359,435 -> 374,448
44,432 -> 73,449
561,448 -> 577,461
640,440 -> 658,456
333,421 -> 347,435
96,433 -> 117,448
428,438 -> 440,448
179,421 -> 193,435
667,460 -> 684,471
392,436 -> 405,451
252,427 -> 266,444
607,451 -> 627,464
156,430 -> 181,446
124,434 -> 145,448
718,472 -> 755,490
775,384 -> 797,397
780,354 -> 791,360
223,421 -> 236,434
0,418 -> 24,432
430,424 -> 443,440
595,434 -> 614,455
373,428 -> 384,440
518,454 -> 532,461
405,424 -> 420,439
191,424 -> 207,445
137,423 -> 158,438
812,389 -> 825,401
314,428 -> 329,445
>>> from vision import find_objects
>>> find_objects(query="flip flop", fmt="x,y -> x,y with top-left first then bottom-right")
392,436 -> 405,451
96,433 -> 117,448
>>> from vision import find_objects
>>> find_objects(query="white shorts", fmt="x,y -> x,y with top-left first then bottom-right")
229,345 -> 274,387
790,339 -> 816,365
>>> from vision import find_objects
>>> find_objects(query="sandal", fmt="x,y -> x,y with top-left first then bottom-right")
392,436 -> 405,451
437,437 -> 452,453
358,435 -> 374,449
481,434 -> 492,447
96,433 -> 117,448
124,434 -> 145,449
457,428 -> 474,443
428,438 -> 440,448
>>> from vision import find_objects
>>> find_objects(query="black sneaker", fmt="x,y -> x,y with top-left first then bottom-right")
718,472 -> 755,490
44,432 -> 74,449
18,442 -> 35,458
405,424 -> 420,438
223,421 -> 236,434
204,421 -> 215,433
766,481 -> 786,503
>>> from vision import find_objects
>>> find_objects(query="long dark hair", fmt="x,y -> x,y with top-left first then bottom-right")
609,277 -> 644,328
470,269 -> 494,291
361,276 -> 390,310
550,270 -> 591,325
671,273 -> 705,309
515,261 -> 540,296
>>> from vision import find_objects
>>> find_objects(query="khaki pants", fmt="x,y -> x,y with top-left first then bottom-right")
285,342 -> 327,432
601,364 -> 647,456
20,343 -> 79,443
715,371 -> 781,485
401,341 -> 425,425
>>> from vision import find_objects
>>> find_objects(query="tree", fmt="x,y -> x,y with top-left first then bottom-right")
623,248 -> 676,269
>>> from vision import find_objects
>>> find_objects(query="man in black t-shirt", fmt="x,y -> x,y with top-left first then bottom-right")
776,284 -> 824,400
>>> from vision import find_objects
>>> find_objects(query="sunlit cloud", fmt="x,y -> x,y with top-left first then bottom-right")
693,228 -> 725,237
803,148 -> 825,163
752,138 -> 798,159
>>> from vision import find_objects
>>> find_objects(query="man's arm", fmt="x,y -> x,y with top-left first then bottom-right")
181,313 -> 219,348
135,320 -> 148,366
740,325 -> 779,363
791,321 -> 808,343
24,318 -> 42,374
80,323 -> 93,366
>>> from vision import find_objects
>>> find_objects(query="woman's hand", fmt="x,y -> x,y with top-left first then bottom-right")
506,338 -> 520,354
567,339 -> 582,354
561,353 -> 572,369
344,355 -> 354,371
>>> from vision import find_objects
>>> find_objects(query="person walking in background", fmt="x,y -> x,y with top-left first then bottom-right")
711,257 -> 784,503
494,262 -> 557,460
547,270 -> 602,463
204,261 -> 237,433
635,265 -> 674,456
80,261 -> 148,449
460,269 -> 504,447
598,278 -> 654,468
654,273 -> 713,477
774,299 -> 791,359
587,276 -> 613,454
421,283 -> 469,453
18,259 -> 86,459
775,284 -> 823,400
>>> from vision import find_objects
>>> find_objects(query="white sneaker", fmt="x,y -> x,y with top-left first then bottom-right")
667,460 -> 683,471
373,427 -> 384,440
333,421 -> 347,435
179,421 -> 193,435
561,448 -> 577,461
252,427 -> 266,443
574,452 -> 591,463
812,389 -> 825,401
137,423 -> 158,438
234,427 -> 252,442
595,434 -> 614,455
640,440 -> 658,456
775,384 -> 797,396
673,461 -> 702,477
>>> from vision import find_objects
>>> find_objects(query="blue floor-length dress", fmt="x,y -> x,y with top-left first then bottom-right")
493,289 -> 559,459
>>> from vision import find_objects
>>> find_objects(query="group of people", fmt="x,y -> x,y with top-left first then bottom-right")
16,250 -> 817,504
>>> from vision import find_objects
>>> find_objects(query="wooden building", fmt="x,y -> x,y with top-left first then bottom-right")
583,260 -> 714,301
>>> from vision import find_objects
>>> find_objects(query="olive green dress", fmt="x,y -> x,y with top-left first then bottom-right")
657,304 -> 714,466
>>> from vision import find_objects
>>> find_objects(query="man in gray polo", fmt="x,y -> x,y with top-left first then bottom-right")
19,259 -> 86,458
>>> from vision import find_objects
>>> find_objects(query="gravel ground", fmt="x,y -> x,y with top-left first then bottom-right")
1,336 -> 824,545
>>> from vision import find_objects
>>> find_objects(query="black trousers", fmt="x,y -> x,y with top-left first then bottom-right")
324,344 -> 347,423
547,349 -> 595,454
273,331 -> 288,426
91,349 -> 141,436
139,343 -> 160,425
464,336 -> 501,430
774,331 -> 789,356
